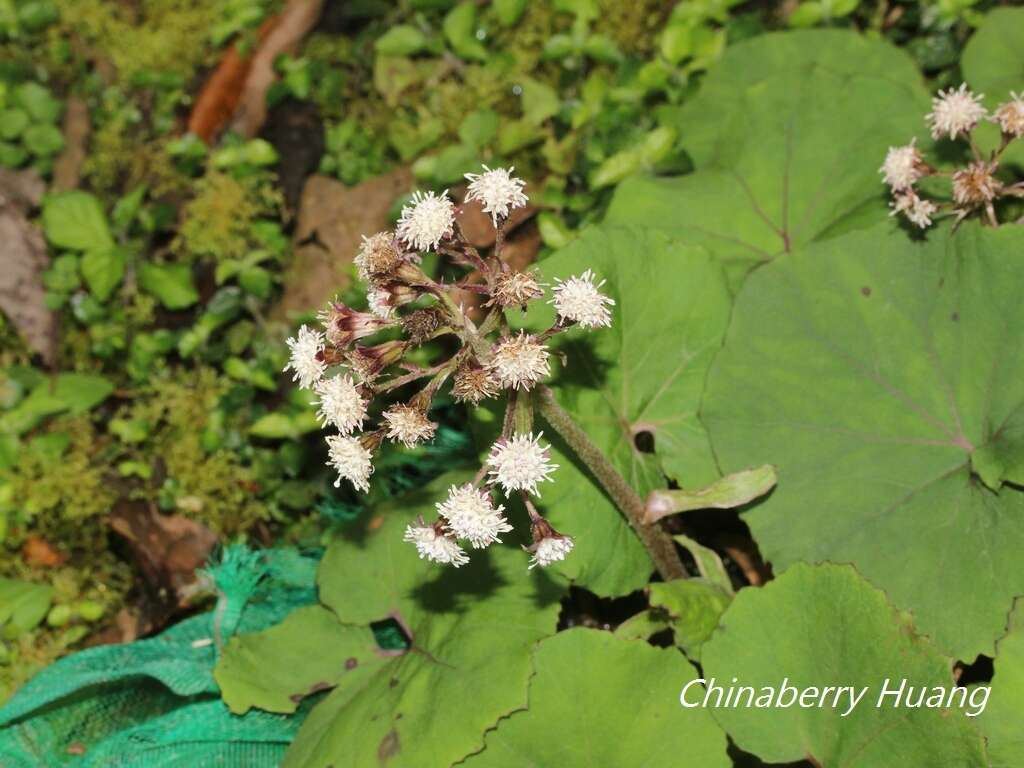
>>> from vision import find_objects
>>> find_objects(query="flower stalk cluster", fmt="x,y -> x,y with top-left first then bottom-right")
881,84 -> 1024,229
284,166 -> 652,573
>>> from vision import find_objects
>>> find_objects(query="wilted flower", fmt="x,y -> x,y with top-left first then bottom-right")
550,270 -> 615,329
397,190 -> 455,252
464,165 -> 529,225
284,325 -> 326,389
313,374 -> 367,435
383,404 -> 437,448
355,232 -> 403,282
437,484 -> 512,549
927,84 -> 987,140
952,161 -> 1001,207
489,270 -> 545,309
326,434 -> 374,492
404,518 -> 469,566
452,363 -> 499,405
993,93 -> 1024,138
488,332 -> 550,390
487,432 -> 558,496
890,190 -> 938,229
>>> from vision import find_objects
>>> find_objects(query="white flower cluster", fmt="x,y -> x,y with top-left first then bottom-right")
882,84 -> 1024,229
283,166 -> 618,572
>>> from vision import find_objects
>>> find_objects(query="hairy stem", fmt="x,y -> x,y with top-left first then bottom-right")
534,386 -> 688,581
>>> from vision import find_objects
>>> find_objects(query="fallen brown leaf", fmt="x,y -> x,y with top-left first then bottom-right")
109,499 -> 217,606
0,168 -> 57,364
22,536 -> 67,567
274,168 -> 412,318
52,96 -> 90,192
228,0 -> 325,138
187,16 -> 279,143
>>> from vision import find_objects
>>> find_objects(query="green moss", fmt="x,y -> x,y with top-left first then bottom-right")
122,369 -> 270,534
595,0 -> 674,56
176,170 -> 283,263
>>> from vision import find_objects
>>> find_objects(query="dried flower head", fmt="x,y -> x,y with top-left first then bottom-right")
488,332 -> 550,390
404,518 -> 469,566
383,404 -> 437,448
525,510 -> 574,569
952,161 -> 1001,207
355,232 -> 403,282
313,374 -> 367,435
487,432 -> 558,497
400,308 -> 444,344
326,434 -> 374,492
993,93 -> 1024,138
284,325 -> 326,389
397,190 -> 455,252
927,84 -> 987,140
452,364 -> 499,405
879,140 -> 924,191
490,270 -> 545,309
437,483 -> 512,549
890,190 -> 938,229
464,165 -> 529,225
551,270 -> 615,329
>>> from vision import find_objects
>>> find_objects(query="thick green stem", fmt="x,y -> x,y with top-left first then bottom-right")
535,386 -> 687,581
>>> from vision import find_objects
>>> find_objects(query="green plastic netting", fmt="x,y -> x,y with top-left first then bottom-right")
0,546 -> 320,767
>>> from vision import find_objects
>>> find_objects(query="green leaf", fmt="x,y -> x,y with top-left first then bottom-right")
215,606 -> 384,715
22,123 -> 63,156
649,579 -> 731,661
249,412 -> 319,440
138,262 -> 198,310
461,629 -> 730,767
521,225 -> 731,596
375,25 -> 429,56
42,192 -> 114,252
13,82 -> 60,123
645,465 -> 777,522
443,2 -> 487,61
702,223 -> 1024,660
0,108 -> 28,140
0,578 -> 53,635
493,0 -> 528,26
520,77 -> 560,126
672,534 -> 733,594
281,474 -> 563,768
961,7 -> 1024,168
605,30 -> 930,288
979,601 -> 1024,768
80,247 -> 126,302
701,563 -> 988,767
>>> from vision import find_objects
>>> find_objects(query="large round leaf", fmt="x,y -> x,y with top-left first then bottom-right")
702,222 -> 1024,660
702,563 -> 988,767
461,628 -> 729,767
962,6 -> 1024,169
605,30 -> 930,287
519,225 -> 732,595
281,473 -> 564,768
979,601 -> 1024,768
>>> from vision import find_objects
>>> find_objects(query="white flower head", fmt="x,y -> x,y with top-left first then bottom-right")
284,325 -> 326,389
326,434 -> 374,492
487,432 -> 558,497
404,519 -> 469,567
437,483 -> 512,549
879,140 -> 924,191
314,374 -> 367,435
397,190 -> 455,252
993,93 -> 1024,137
529,534 -> 575,569
367,288 -> 395,320
383,404 -> 437,448
926,84 -> 987,140
487,332 -> 550,390
464,165 -> 528,226
890,190 -> 938,230
550,270 -> 615,329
